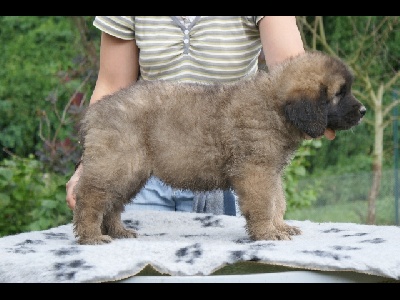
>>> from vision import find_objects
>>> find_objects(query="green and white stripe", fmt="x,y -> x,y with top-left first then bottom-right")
93,16 -> 264,84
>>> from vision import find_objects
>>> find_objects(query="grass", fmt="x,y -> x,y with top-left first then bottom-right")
285,196 -> 398,225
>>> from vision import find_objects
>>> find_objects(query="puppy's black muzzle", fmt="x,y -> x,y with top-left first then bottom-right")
327,99 -> 366,131
360,106 -> 367,117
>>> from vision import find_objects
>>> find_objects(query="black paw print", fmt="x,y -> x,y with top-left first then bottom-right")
54,259 -> 93,281
175,243 -> 203,264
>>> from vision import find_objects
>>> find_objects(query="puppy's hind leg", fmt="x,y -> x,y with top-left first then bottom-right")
99,164 -> 150,241
101,202 -> 137,239
74,153 -> 148,245
73,181 -> 113,245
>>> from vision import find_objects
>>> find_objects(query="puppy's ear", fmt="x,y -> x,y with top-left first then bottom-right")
284,86 -> 328,138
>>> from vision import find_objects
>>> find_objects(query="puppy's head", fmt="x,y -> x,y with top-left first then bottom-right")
282,51 -> 366,138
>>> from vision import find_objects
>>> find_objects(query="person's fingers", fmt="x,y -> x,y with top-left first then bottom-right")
65,166 -> 82,210
65,179 -> 76,210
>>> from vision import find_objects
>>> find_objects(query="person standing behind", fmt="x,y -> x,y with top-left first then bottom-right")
66,16 -> 335,214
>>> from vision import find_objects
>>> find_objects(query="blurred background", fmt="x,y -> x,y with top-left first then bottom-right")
0,16 -> 399,237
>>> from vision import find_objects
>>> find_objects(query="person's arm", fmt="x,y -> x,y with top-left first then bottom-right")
66,32 -> 139,210
90,32 -> 140,104
258,16 -> 336,140
258,16 -> 305,70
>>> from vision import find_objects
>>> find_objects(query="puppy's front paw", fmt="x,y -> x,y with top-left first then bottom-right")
77,235 -> 113,245
275,222 -> 302,236
284,225 -> 302,236
258,230 -> 292,241
248,224 -> 292,241
109,228 -> 137,239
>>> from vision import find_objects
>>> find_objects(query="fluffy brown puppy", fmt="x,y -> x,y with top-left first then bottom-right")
73,51 -> 366,245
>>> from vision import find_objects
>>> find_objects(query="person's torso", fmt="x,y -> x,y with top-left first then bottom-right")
94,16 -> 263,84
134,16 -> 262,83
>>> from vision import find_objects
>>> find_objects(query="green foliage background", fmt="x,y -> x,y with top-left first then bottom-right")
0,154 -> 72,236
0,16 -> 97,162
0,16 -> 97,237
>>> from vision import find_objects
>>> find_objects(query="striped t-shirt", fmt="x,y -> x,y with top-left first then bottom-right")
93,16 -> 265,84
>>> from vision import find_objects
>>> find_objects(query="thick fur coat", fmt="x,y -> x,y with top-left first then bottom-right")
73,51 -> 366,245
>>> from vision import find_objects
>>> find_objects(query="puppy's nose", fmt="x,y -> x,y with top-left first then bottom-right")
360,106 -> 366,116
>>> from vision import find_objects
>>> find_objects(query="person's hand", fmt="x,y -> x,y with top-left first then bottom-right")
305,128 -> 336,140
65,164 -> 82,210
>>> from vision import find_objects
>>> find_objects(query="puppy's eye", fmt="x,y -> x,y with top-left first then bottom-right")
336,85 -> 347,97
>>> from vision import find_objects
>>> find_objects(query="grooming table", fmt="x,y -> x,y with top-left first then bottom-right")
0,210 -> 399,283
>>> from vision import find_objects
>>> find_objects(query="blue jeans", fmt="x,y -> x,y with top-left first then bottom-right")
125,176 -> 236,216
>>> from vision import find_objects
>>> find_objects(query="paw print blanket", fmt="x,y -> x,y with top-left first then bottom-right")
0,210 -> 399,283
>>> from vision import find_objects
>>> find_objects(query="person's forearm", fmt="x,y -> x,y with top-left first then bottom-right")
89,80 -> 129,105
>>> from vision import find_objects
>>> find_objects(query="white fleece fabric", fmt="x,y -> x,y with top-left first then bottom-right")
0,210 -> 399,283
